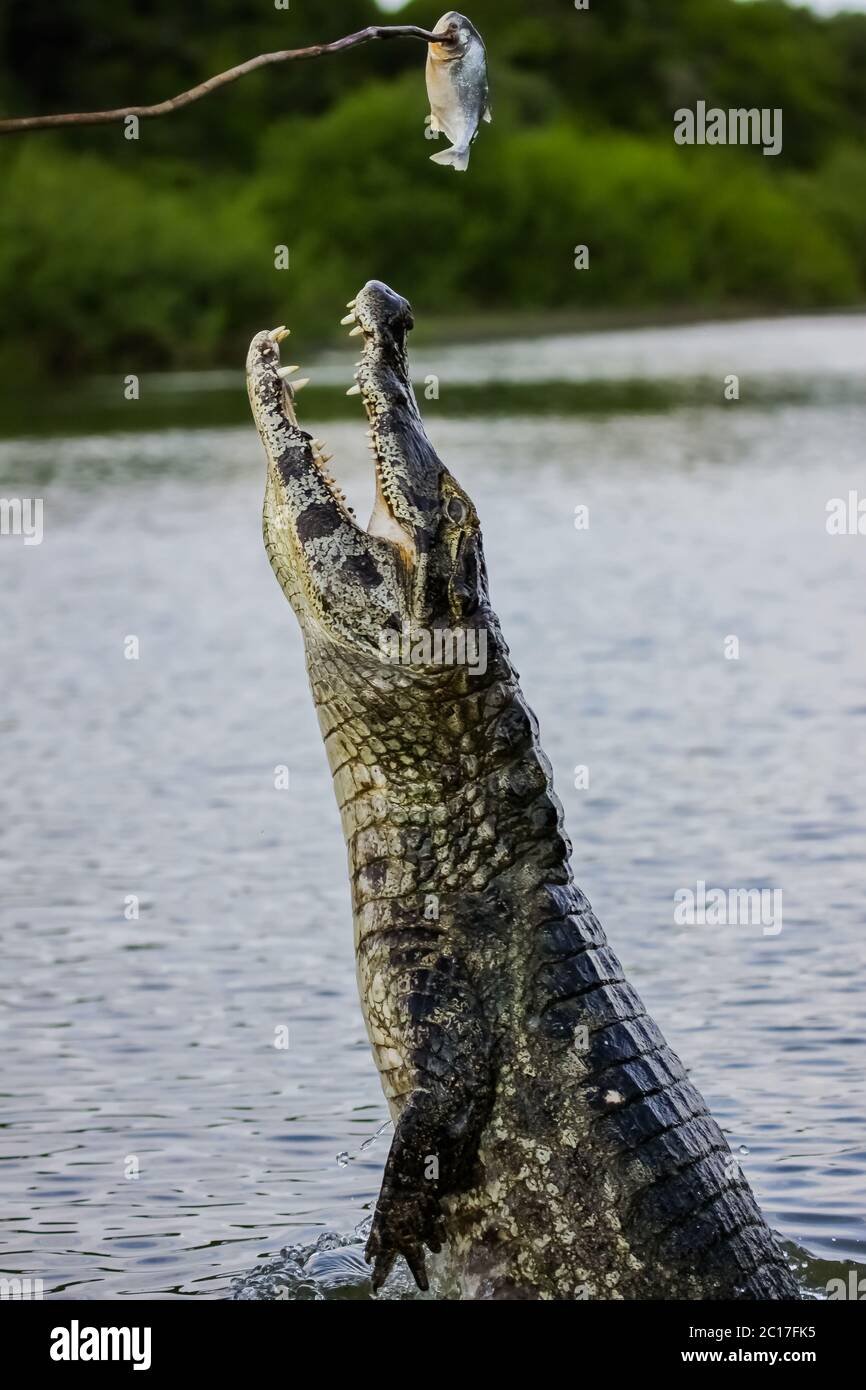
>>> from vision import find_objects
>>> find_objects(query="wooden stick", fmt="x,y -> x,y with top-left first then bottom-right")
0,23 -> 456,135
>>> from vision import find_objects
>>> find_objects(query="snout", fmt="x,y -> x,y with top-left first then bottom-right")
353,281 -> 414,339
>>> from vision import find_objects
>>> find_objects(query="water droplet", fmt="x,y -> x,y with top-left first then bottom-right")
738,1145 -> 750,1155
336,1150 -> 350,1167
359,1120 -> 392,1152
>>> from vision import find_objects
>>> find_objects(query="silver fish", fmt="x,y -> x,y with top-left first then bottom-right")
426,11 -> 491,172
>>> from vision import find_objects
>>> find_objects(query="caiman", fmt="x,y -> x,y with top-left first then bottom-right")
246,281 -> 799,1301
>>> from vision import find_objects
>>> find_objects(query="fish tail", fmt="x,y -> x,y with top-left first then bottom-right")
430,145 -> 470,172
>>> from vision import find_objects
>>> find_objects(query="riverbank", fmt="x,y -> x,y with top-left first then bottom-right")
2,311 -> 862,442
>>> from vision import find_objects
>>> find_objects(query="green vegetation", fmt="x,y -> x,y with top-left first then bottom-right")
0,0 -> 864,375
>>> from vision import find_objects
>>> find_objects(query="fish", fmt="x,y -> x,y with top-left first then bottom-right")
425,11 -> 491,172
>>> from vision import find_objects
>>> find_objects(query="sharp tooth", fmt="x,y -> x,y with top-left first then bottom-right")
346,384 -> 362,396
320,452 -> 334,465
289,377 -> 310,392
346,298 -> 357,309
277,365 -> 300,378
349,325 -> 364,337
340,312 -> 357,326
269,325 -> 289,342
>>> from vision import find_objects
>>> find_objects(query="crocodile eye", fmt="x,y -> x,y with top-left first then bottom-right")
446,496 -> 468,524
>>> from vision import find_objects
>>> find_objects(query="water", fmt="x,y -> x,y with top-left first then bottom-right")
1,314 -> 864,1299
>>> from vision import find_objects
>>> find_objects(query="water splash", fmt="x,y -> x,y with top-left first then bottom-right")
229,1218 -> 440,1301
334,1118 -> 393,1168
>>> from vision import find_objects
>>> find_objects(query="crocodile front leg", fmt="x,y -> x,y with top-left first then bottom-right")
357,922 -> 493,1291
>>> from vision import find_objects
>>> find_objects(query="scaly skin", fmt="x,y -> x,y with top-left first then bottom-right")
246,282 -> 799,1301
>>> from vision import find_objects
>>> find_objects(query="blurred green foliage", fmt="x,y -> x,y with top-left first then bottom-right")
0,0 -> 864,373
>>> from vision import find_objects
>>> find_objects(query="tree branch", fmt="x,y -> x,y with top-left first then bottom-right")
0,23 -> 457,135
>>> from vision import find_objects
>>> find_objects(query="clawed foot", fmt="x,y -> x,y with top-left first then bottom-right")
365,1178 -> 446,1293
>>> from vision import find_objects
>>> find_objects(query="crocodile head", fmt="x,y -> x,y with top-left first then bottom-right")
247,281 -> 488,660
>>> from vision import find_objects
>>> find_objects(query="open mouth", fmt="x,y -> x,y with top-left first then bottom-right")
251,283 -> 478,643
258,295 -> 417,558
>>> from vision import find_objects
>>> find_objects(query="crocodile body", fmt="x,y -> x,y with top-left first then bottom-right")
246,282 -> 799,1301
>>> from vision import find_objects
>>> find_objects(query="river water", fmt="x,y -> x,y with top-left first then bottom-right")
1,314 -> 864,1299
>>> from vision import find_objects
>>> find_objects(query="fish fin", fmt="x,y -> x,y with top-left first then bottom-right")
430,145 -> 471,172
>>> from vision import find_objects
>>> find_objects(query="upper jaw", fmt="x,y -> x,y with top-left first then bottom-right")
346,284 -> 448,554
341,280 -> 414,369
